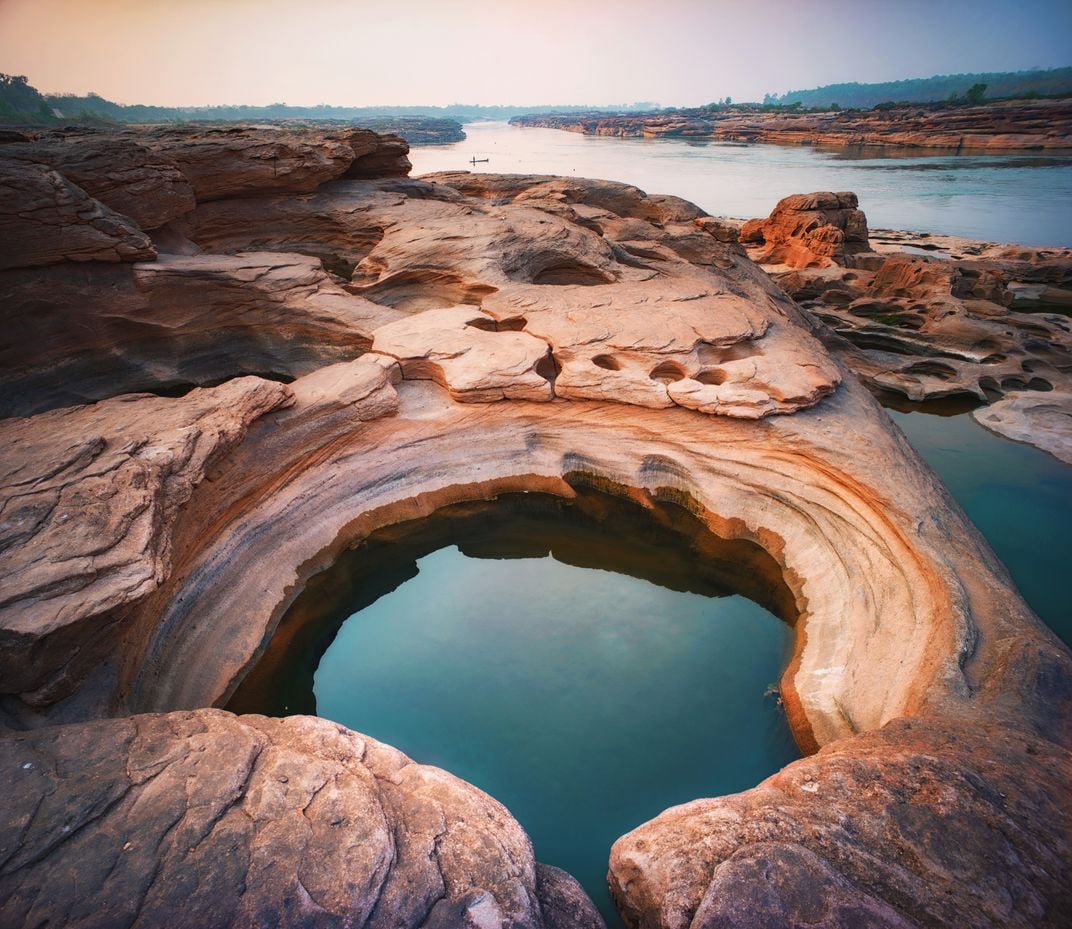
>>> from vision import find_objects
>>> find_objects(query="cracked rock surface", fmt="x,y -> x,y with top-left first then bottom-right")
0,157 -> 156,270
0,709 -> 598,929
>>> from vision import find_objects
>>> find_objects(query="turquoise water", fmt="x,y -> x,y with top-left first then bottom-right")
888,408 -> 1072,645
229,494 -> 800,924
409,121 -> 1072,246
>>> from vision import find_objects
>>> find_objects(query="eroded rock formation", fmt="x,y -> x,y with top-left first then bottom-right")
738,191 -> 870,269
609,714 -> 1072,929
0,127 -> 1069,929
512,98 -> 1072,152
0,157 -> 156,269
733,194 -> 1072,462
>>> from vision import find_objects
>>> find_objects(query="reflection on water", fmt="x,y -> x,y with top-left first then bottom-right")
409,121 -> 1072,246
888,408 -> 1072,645
229,490 -> 800,925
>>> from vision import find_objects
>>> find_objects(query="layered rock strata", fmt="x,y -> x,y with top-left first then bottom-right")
0,129 -> 1069,928
733,192 -> 1072,461
512,98 -> 1072,151
739,191 -> 870,269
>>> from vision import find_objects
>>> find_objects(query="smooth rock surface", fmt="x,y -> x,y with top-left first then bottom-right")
609,714 -> 1072,929
372,306 -> 554,402
973,390 -> 1072,463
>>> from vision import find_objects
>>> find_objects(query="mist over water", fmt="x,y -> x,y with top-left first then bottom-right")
410,122 -> 1072,246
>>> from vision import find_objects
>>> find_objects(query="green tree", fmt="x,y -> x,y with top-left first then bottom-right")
966,82 -> 988,104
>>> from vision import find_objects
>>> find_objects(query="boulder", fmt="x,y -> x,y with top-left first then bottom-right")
0,709 -> 596,929
339,127 -> 413,178
609,715 -> 1072,929
1,130 -> 195,229
0,157 -> 155,270
536,864 -> 607,929
738,191 -> 870,269
139,125 -> 357,201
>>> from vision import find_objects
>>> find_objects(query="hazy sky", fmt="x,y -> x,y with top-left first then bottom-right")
1,0 -> 1070,107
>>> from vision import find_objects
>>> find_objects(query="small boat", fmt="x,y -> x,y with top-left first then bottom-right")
469,157 -> 490,164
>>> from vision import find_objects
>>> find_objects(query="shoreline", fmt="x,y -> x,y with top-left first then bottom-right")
511,98 -> 1072,153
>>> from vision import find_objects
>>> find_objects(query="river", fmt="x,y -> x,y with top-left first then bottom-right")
409,120 -> 1072,246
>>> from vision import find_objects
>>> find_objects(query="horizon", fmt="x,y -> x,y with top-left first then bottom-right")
1,0 -> 1070,109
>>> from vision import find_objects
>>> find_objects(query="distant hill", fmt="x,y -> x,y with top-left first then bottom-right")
43,94 -> 659,124
0,73 -> 56,123
764,67 -> 1072,109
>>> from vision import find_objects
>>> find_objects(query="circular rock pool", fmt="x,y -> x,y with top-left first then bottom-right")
229,490 -> 801,923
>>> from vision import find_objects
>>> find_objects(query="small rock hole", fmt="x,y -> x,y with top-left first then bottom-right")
650,361 -> 689,384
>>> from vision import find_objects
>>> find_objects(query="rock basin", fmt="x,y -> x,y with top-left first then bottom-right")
0,127 -> 1069,929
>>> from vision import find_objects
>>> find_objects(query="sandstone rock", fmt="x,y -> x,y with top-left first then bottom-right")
738,191 -> 870,269
372,305 -> 555,402
0,253 -> 398,418
0,378 -> 291,704
0,157 -> 155,270
339,127 -> 413,178
608,714 -> 1072,929
0,709 -> 581,929
694,215 -> 740,244
1,143 -> 1070,929
738,197 -> 1072,461
973,390 -> 1072,464
139,125 -> 357,201
536,864 -> 607,929
1,130 -> 196,229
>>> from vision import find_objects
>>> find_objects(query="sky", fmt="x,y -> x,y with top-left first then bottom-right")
1,0 -> 1070,107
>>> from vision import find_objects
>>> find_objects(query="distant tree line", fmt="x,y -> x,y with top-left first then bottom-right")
0,73 -> 55,122
43,94 -> 661,124
763,67 -> 1072,109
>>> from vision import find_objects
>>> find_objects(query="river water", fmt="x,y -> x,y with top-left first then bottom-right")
409,121 -> 1072,246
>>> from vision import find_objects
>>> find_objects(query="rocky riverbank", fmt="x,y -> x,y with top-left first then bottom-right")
1,125 -> 1070,928
725,191 -> 1072,463
511,98 -> 1072,152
